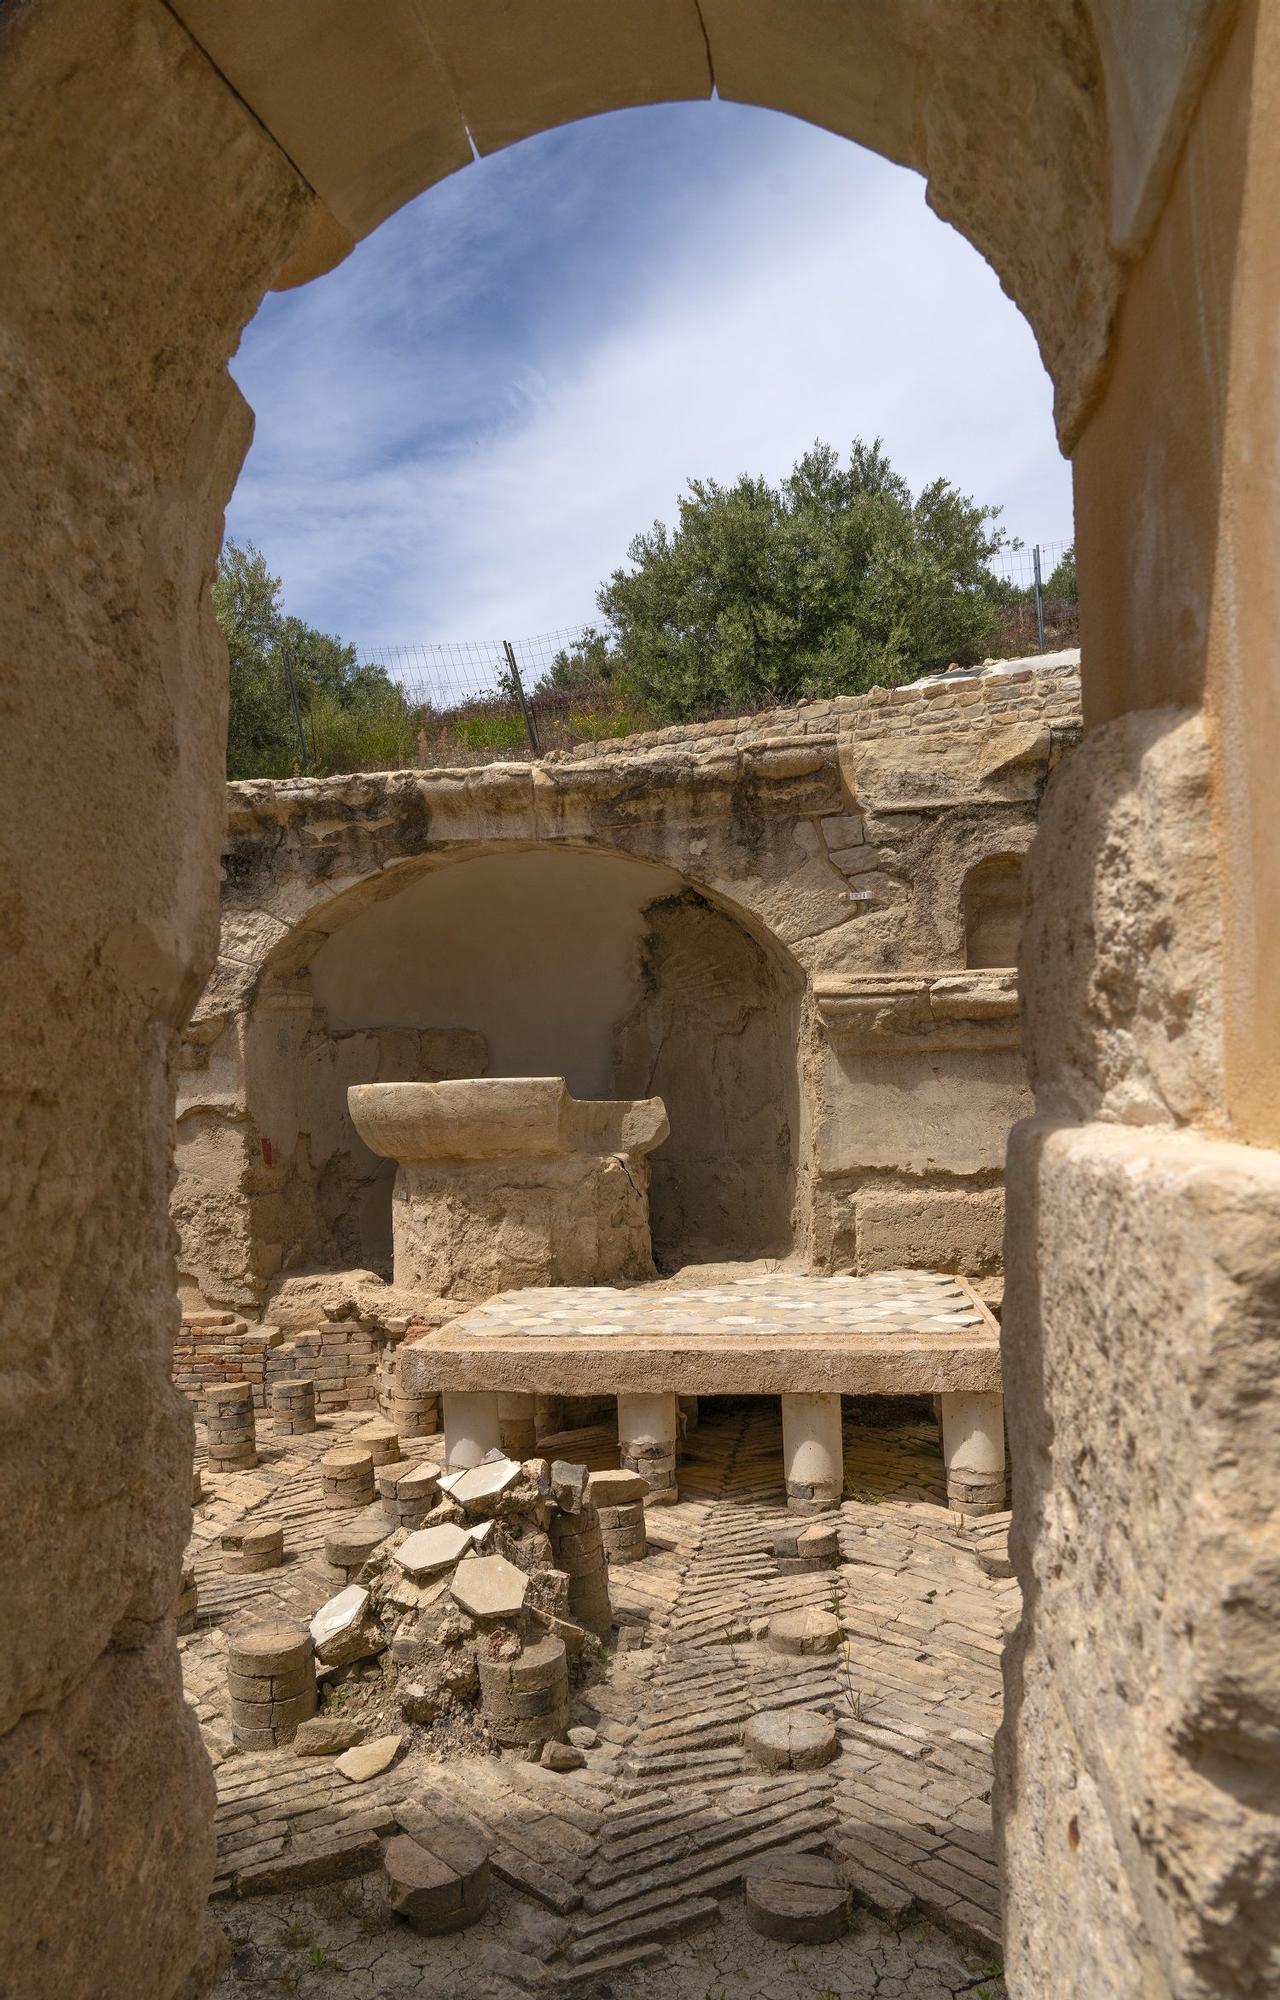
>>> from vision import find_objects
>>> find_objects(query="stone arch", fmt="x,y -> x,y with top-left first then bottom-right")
963,853 -> 1026,969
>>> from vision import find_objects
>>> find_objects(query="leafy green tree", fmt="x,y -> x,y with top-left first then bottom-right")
590,440 -> 1010,721
213,539 -> 413,777
1045,544 -> 1077,600
537,626 -> 621,693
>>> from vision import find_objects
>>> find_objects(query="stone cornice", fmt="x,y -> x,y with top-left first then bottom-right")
813,970 -> 1021,1054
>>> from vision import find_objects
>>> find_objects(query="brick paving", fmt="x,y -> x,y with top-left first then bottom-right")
190,1399 -> 1016,1997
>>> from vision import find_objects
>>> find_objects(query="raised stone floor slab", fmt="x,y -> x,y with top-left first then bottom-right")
404,1272 -> 1001,1398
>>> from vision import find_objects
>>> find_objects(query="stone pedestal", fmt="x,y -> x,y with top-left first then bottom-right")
347,1077 -> 669,1301
205,1381 -> 257,1470
442,1390 -> 502,1470
617,1390 -> 679,1505
781,1392 -> 843,1513
940,1391 -> 1006,1515
498,1392 -> 537,1461
270,1377 -> 316,1435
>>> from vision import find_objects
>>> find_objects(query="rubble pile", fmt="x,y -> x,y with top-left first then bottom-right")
301,1451 -> 613,1759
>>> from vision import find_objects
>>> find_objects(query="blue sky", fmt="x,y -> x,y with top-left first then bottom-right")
226,100 -> 1074,650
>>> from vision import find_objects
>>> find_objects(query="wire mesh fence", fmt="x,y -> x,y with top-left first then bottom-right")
282,545 -> 1078,775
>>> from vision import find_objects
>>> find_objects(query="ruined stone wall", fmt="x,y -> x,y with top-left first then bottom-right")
178,660 -> 1081,1312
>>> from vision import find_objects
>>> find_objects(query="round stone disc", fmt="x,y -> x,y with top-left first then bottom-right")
767,1607 -> 841,1656
743,1707 -> 839,1771
744,1851 -> 850,1942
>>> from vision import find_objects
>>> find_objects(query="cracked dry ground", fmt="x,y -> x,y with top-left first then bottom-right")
185,1399 -> 1014,1998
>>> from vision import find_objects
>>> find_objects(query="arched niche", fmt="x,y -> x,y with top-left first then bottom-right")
244,843 -> 803,1279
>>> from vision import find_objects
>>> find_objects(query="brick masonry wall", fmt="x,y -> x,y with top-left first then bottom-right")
175,1311 -> 390,1415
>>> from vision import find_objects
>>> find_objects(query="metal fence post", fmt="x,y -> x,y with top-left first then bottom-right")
281,646 -> 309,771
503,640 -> 541,756
1032,545 -> 1046,653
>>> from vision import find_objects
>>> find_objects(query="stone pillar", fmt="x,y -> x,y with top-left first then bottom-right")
204,1381 -> 257,1470
378,1342 -> 439,1439
939,1392 -> 1006,1516
498,1392 -> 537,1461
442,1390 -> 502,1470
781,1393 -> 843,1514
270,1377 -> 316,1434
617,1390 -> 679,1505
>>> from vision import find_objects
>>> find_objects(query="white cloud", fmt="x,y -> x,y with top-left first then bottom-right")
227,104 -> 1072,652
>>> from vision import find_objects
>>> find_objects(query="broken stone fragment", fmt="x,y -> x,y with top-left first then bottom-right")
587,1468 -> 648,1507
567,1725 -> 599,1749
524,1566 -> 571,1623
293,1717 -> 367,1756
449,1552 -> 529,1620
335,1733 -> 405,1783
393,1523 -> 471,1578
540,1739 -> 586,1772
398,1646 -> 479,1721
550,1460 -> 589,1512
445,1456 -> 522,1513
310,1585 -> 384,1668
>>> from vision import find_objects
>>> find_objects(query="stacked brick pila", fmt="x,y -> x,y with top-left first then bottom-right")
228,1624 -> 317,1749
588,1469 -> 649,1565
354,1418 -> 401,1467
377,1339 -> 439,1439
550,1499 -> 612,1639
319,1445 -> 375,1510
376,1458 -> 441,1529
221,1520 -> 284,1575
620,1433 -> 677,1505
477,1633 -> 570,1749
204,1380 -> 257,1470
269,1377 -> 315,1434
